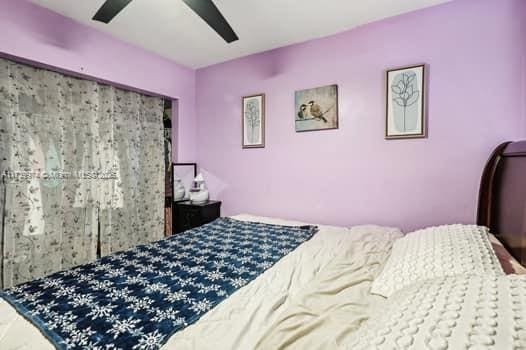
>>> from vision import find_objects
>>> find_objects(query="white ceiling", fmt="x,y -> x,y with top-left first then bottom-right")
30,0 -> 452,69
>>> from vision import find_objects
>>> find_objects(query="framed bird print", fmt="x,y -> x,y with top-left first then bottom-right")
295,84 -> 338,132
385,64 -> 427,139
242,93 -> 265,148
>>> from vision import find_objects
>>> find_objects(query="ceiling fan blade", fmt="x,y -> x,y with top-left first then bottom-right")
93,0 -> 133,23
182,0 -> 239,43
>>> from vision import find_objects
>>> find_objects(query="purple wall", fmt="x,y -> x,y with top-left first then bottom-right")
195,0 -> 526,231
0,0 -> 196,161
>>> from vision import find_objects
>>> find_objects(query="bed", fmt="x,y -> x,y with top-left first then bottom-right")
0,215 -> 402,350
1,140 -> 525,350
477,140 -> 526,267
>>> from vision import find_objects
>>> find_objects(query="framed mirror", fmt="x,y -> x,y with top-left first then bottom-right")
172,163 -> 197,201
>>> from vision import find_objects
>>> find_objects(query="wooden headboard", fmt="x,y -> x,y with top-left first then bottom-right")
477,140 -> 526,266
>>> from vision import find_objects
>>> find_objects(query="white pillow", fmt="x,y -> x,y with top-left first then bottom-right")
371,224 -> 504,297
346,275 -> 526,349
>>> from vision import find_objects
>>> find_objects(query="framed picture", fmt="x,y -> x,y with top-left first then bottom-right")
295,84 -> 338,132
172,163 -> 197,201
242,94 -> 265,148
386,64 -> 426,139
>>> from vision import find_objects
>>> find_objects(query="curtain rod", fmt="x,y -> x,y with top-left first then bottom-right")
0,52 -> 179,102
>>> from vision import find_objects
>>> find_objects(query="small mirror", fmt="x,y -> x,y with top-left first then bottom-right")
172,163 -> 197,201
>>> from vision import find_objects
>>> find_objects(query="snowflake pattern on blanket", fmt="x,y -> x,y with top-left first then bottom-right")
0,218 -> 317,350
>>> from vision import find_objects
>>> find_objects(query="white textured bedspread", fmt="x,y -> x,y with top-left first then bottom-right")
0,215 -> 401,350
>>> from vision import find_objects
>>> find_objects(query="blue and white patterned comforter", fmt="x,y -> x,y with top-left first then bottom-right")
0,217 -> 317,350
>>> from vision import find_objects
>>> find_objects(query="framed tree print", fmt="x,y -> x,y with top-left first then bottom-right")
242,94 -> 265,148
386,64 -> 427,139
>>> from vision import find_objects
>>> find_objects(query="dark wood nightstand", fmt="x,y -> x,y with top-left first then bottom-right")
173,200 -> 221,234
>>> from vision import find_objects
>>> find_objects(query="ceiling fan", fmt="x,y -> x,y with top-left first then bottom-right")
92,0 -> 239,43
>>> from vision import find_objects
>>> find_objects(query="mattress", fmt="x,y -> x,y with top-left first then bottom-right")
0,214 -> 402,350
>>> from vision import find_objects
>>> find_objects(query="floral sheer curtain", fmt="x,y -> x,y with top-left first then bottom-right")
0,58 -> 164,288
98,87 -> 165,256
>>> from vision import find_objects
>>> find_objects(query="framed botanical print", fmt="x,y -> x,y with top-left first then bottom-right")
385,64 -> 427,139
242,94 -> 265,148
295,84 -> 338,132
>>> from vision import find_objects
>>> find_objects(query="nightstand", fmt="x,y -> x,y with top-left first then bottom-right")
173,200 -> 221,234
